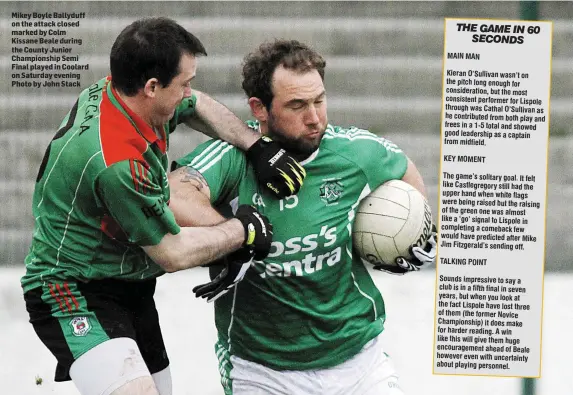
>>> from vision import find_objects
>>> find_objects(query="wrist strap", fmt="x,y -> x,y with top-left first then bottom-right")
246,136 -> 267,159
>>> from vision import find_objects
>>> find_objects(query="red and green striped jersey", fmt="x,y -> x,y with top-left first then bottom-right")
21,77 -> 196,293
173,121 -> 408,371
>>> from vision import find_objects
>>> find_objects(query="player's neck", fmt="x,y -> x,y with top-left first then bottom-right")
116,91 -> 154,128
290,151 -> 314,163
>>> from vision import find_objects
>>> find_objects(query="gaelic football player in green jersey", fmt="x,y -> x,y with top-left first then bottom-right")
171,40 -> 438,395
21,18 -> 306,395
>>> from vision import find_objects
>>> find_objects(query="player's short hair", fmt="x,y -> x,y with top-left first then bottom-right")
110,17 -> 207,96
241,39 -> 326,109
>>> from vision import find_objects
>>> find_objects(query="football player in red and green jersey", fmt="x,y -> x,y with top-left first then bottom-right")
21,18 -> 305,395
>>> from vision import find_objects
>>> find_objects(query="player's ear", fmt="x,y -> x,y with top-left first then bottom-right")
248,97 -> 268,123
143,78 -> 159,98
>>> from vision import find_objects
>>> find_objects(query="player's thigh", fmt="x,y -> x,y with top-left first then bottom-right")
70,337 -> 160,395
228,355 -> 318,395
132,280 -> 170,376
24,281 -> 136,382
352,340 -> 404,395
320,336 -> 404,395
359,363 -> 405,395
77,277 -> 169,379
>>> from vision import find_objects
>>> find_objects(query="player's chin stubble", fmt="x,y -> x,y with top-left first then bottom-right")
268,121 -> 325,159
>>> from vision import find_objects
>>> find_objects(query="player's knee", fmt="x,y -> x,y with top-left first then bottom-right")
110,376 -> 160,395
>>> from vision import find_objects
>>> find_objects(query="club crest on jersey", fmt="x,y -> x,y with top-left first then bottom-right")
70,317 -> 91,337
319,179 -> 344,205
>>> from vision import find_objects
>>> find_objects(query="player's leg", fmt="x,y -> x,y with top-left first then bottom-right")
23,279 -> 163,395
151,367 -> 172,395
132,279 -> 172,395
228,354 -> 319,394
71,277 -> 170,395
69,337 -> 159,395
320,335 -> 405,395
357,350 -> 404,395
111,378 -> 160,395
215,341 -> 318,395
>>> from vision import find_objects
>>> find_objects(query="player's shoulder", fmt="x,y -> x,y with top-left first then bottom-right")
174,120 -> 259,170
173,138 -> 244,171
73,77 -> 108,108
322,124 -> 403,155
81,76 -> 108,95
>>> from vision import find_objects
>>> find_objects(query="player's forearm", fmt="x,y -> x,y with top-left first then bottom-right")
190,90 -> 260,150
170,196 -> 227,227
146,219 -> 245,272
172,219 -> 245,271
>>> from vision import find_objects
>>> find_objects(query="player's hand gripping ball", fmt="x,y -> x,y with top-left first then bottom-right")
353,180 -> 436,275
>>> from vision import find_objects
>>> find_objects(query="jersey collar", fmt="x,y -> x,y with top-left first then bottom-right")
106,78 -> 167,152
300,149 -> 319,165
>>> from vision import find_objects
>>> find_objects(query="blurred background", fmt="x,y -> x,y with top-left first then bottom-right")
0,1 -> 571,394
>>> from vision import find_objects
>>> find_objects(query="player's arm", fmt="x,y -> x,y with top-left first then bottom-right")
357,133 -> 436,274
388,156 -> 435,274
183,90 -> 260,151
166,159 -> 271,299
141,221 -> 243,272
144,202 -> 273,274
359,135 -> 426,198
174,90 -> 306,198
96,160 -> 271,273
167,165 -> 226,227
401,156 -> 428,198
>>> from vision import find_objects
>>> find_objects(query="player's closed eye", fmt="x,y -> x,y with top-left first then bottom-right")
289,103 -> 305,110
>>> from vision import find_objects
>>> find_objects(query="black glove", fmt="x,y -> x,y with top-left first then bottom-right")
234,205 -> 273,260
193,247 -> 254,302
375,224 -> 438,275
246,136 -> 306,198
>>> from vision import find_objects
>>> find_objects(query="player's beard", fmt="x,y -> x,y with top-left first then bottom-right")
266,114 -> 326,161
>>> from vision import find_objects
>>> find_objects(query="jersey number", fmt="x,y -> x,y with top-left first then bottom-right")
279,196 -> 298,211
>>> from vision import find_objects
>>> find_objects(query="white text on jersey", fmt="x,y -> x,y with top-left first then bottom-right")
257,226 -> 340,278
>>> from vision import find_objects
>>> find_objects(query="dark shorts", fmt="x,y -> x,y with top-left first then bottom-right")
24,278 -> 169,382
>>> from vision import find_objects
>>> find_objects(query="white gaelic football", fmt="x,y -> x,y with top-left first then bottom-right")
353,180 -> 433,266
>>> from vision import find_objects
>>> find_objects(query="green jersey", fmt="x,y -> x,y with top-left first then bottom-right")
173,122 -> 408,370
21,76 -> 196,293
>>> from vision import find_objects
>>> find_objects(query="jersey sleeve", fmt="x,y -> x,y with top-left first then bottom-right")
166,94 -> 197,134
171,139 -> 246,206
338,128 -> 408,188
96,159 -> 181,246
